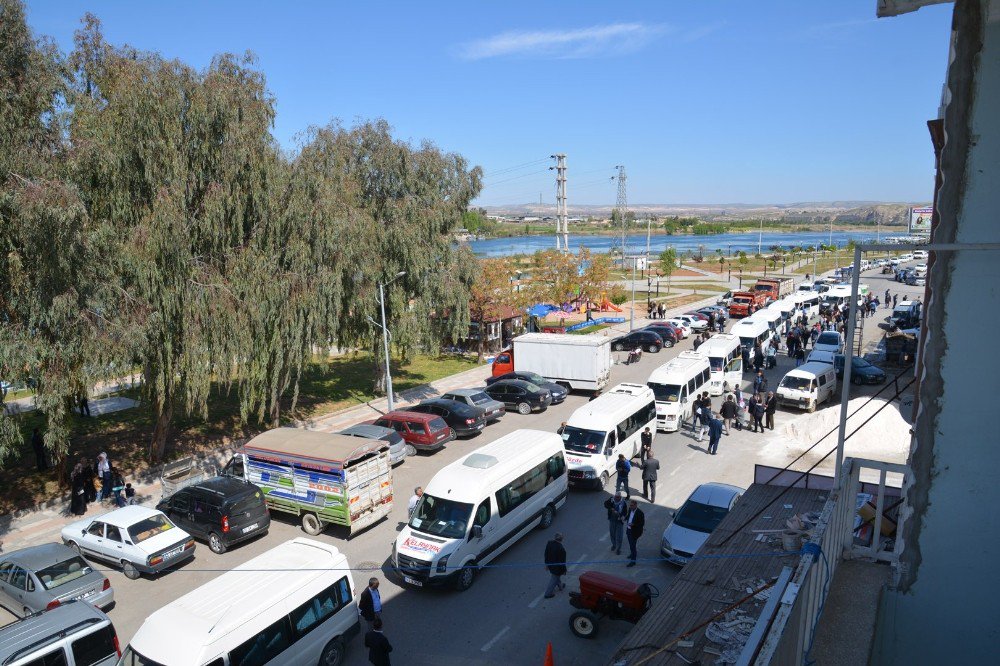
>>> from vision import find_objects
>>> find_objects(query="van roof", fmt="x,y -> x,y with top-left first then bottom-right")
128,538 -> 348,664
0,601 -> 110,665
565,384 -> 654,432
423,430 -> 563,504
697,334 -> 740,356
732,319 -> 770,336
648,353 -> 710,383
244,428 -> 386,470
748,308 -> 781,323
784,362 -> 835,378
513,333 -> 608,347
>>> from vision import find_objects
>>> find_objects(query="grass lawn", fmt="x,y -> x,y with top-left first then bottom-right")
568,324 -> 611,335
0,352 -> 479,513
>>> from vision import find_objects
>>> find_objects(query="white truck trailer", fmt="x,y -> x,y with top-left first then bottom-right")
491,333 -> 612,393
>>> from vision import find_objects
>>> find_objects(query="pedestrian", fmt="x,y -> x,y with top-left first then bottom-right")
766,339 -> 777,369
70,463 -> 87,516
110,468 -> 127,507
639,427 -> 653,461
81,458 -> 97,503
557,422 -> 567,435
358,578 -> 382,631
693,336 -> 702,352
751,394 -> 766,433
786,332 -> 797,357
625,499 -> 645,567
810,326 -> 819,348
604,491 -> 627,554
799,327 -> 810,351
795,345 -> 805,367
30,428 -> 47,472
124,483 -> 136,505
752,343 -> 764,373
543,532 -> 568,598
753,370 -> 767,395
765,391 -> 777,431
720,394 -> 738,435
95,452 -> 111,502
615,454 -> 631,496
364,618 -> 393,666
408,486 -> 423,518
885,288 -> 891,306
658,303 -> 665,319
640,454 -> 659,502
741,346 -> 751,373
707,413 -> 723,455
79,394 -> 91,417
695,392 -> 711,442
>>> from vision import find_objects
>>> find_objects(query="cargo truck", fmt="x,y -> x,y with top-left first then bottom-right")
753,277 -> 795,304
221,428 -> 393,537
492,333 -> 612,393
728,291 -> 768,318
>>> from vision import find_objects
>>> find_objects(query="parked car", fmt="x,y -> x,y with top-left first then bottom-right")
835,355 -> 887,384
61,506 -> 195,580
641,325 -> 678,347
155,476 -> 270,554
665,318 -> 691,338
371,410 -> 455,453
661,483 -> 744,565
482,378 -> 552,415
812,330 -> 844,354
339,423 -> 411,464
675,314 -> 708,331
440,388 -> 506,422
404,398 -> 488,437
610,330 -> 663,353
0,544 -> 113,617
683,311 -> 710,322
0,600 -> 120,666
486,371 -> 569,404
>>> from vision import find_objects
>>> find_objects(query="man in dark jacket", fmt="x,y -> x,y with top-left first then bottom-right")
640,454 -> 660,502
708,413 -> 724,455
720,395 -> 738,435
364,618 -> 392,666
764,391 -> 777,430
615,454 -> 631,496
625,500 -> 645,567
543,533 -> 567,598
358,578 -> 382,630
741,346 -> 751,373
639,427 -> 653,461
603,491 -> 627,554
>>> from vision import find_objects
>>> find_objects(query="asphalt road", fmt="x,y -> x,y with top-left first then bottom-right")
0,265 -> 924,666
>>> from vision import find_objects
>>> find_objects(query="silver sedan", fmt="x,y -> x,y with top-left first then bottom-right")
0,543 -> 113,617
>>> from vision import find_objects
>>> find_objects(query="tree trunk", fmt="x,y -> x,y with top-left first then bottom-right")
477,319 -> 485,363
149,398 -> 173,463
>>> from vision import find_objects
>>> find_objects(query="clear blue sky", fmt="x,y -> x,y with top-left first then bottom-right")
25,1 -> 952,206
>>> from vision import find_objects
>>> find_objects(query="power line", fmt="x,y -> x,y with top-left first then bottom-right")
482,157 -> 550,179
482,168 -> 551,187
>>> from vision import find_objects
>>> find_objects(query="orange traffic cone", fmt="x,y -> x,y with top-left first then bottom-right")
543,641 -> 554,666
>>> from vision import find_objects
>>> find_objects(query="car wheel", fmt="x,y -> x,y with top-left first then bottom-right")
404,444 -> 417,457
570,610 -> 599,639
209,532 -> 227,554
67,541 -> 82,556
599,472 -> 610,490
318,638 -> 346,666
122,560 -> 140,580
454,562 -> 477,591
22,606 -> 31,618
808,400 -> 817,413
301,512 -> 324,536
665,340 -> 675,348
517,402 -> 532,415
538,504 -> 555,529
852,375 -> 863,386
647,344 -> 659,353
613,342 -> 624,352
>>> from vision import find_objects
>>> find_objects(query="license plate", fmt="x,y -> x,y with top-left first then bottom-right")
403,575 -> 423,587
73,590 -> 96,601
242,523 -> 259,534
163,545 -> 184,560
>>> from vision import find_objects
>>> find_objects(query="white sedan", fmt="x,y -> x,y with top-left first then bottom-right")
665,318 -> 691,338
61,506 -> 195,580
661,482 -> 743,565
675,314 -> 708,332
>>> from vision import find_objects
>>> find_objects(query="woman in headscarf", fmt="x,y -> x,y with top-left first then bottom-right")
70,462 -> 87,515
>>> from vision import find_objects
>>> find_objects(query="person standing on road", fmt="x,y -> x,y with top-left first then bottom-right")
543,533 -> 568,598
359,578 -> 382,631
31,428 -> 47,472
615,454 -> 632,496
765,391 -> 777,430
893,294 -> 898,307
658,303 -> 665,319
885,288 -> 891,306
748,394 -> 761,433
707,413 -> 724,455
640,454 -> 659,502
695,392 -> 711,442
408,487 -> 423,518
753,343 -> 764,373
625,500 -> 645,567
95,452 -> 111,502
753,370 -> 767,396
364,618 -> 393,666
720,395 -> 738,435
752,394 -> 766,433
604,491 -> 627,554
741,345 -> 751,374
640,427 -> 653,461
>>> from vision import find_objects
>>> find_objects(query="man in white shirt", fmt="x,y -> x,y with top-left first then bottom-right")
408,486 -> 423,518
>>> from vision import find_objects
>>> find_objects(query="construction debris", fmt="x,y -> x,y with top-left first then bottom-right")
706,609 -> 757,664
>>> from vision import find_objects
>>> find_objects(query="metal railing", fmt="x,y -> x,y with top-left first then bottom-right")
745,456 -> 911,665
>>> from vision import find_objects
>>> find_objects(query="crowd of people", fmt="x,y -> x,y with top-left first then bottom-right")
69,451 -> 135,515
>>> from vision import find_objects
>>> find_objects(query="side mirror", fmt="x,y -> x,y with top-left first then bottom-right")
81,529 -> 87,536
471,525 -> 483,540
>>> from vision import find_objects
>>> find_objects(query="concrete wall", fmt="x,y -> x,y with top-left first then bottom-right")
874,0 -> 1000,662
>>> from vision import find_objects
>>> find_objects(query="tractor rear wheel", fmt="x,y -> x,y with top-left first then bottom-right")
570,610 -> 599,639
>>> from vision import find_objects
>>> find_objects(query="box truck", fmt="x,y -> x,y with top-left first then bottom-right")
492,333 -> 612,392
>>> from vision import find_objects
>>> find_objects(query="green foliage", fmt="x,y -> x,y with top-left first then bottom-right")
608,285 -> 629,305
658,247 -> 678,278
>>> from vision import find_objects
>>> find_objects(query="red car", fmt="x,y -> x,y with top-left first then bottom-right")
369,410 -> 455,453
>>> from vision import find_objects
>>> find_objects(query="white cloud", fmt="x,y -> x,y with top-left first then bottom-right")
458,22 -> 670,60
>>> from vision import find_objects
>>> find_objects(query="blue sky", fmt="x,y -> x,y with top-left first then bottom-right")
24,1 -> 952,206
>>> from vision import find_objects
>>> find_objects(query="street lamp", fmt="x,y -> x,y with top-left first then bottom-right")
374,271 -> 406,411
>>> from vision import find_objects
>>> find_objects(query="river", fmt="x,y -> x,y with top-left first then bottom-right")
466,230 -> 884,257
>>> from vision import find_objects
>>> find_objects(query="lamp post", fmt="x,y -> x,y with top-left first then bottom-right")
377,271 -> 406,411
757,219 -> 763,257
629,257 -> 637,331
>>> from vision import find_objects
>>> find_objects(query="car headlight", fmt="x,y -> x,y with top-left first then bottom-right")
583,471 -> 596,479
437,554 -> 450,574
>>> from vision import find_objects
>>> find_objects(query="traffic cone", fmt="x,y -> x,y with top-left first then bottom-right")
543,641 -> 554,666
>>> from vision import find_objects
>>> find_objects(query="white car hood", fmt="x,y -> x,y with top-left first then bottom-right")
663,522 -> 710,556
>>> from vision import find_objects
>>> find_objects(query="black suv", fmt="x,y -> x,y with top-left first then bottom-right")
483,379 -> 552,415
404,399 -> 488,437
642,325 -> 678,347
612,330 -> 663,353
156,477 -> 269,554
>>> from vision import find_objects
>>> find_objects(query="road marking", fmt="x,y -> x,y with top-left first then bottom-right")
481,625 -> 510,651
670,468 -> 679,477
599,533 -> 609,542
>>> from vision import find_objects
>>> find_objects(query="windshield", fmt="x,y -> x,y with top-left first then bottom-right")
780,376 -> 812,391
709,357 -> 724,372
648,382 -> 681,403
853,358 -> 872,369
817,333 -> 840,345
733,297 -> 751,304
469,393 -> 492,406
118,647 -> 166,666
408,494 -> 473,540
522,372 -> 547,385
127,514 -> 176,543
754,285 -> 771,292
37,557 -> 93,590
674,500 -> 730,533
561,426 -> 605,454
428,417 -> 449,432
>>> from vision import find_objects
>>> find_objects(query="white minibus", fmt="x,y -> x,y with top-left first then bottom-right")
394,429 -> 567,591
732,318 -> 773,357
119,538 -> 359,666
748,307 -> 783,338
777,362 -> 838,412
697,334 -> 743,396
790,290 -> 822,317
560,383 -> 657,489
646,351 -> 711,432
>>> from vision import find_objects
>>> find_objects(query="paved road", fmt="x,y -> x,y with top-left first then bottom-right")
0,266 -> 923,665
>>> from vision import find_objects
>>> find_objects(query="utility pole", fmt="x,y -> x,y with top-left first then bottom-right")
758,219 -> 763,257
645,218 -> 652,267
615,165 -> 628,266
551,154 -> 568,252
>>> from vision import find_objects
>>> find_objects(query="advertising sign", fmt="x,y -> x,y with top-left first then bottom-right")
909,206 -> 933,235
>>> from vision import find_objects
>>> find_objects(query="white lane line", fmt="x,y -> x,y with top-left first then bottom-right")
571,553 -> 590,570
528,593 -> 545,609
481,626 -> 510,652
599,533 -> 609,542
669,468 -> 679,477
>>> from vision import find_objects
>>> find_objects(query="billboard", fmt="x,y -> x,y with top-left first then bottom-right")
909,206 -> 933,235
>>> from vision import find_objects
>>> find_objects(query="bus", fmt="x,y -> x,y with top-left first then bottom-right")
560,383 -> 657,489
646,351 -> 711,433
747,307 -> 783,338
697,335 -> 743,396
732,318 -> 773,356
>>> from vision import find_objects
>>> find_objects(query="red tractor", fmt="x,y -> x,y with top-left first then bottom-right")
568,571 -> 659,639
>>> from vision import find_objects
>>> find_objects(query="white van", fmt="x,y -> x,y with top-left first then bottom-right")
748,307 -> 782,338
698,334 -> 743,396
394,430 -> 567,591
646,351 -> 711,432
732,318 -> 772,358
561,383 -> 657,489
120,538 -> 359,666
776,362 -> 838,412
790,290 -> 821,317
